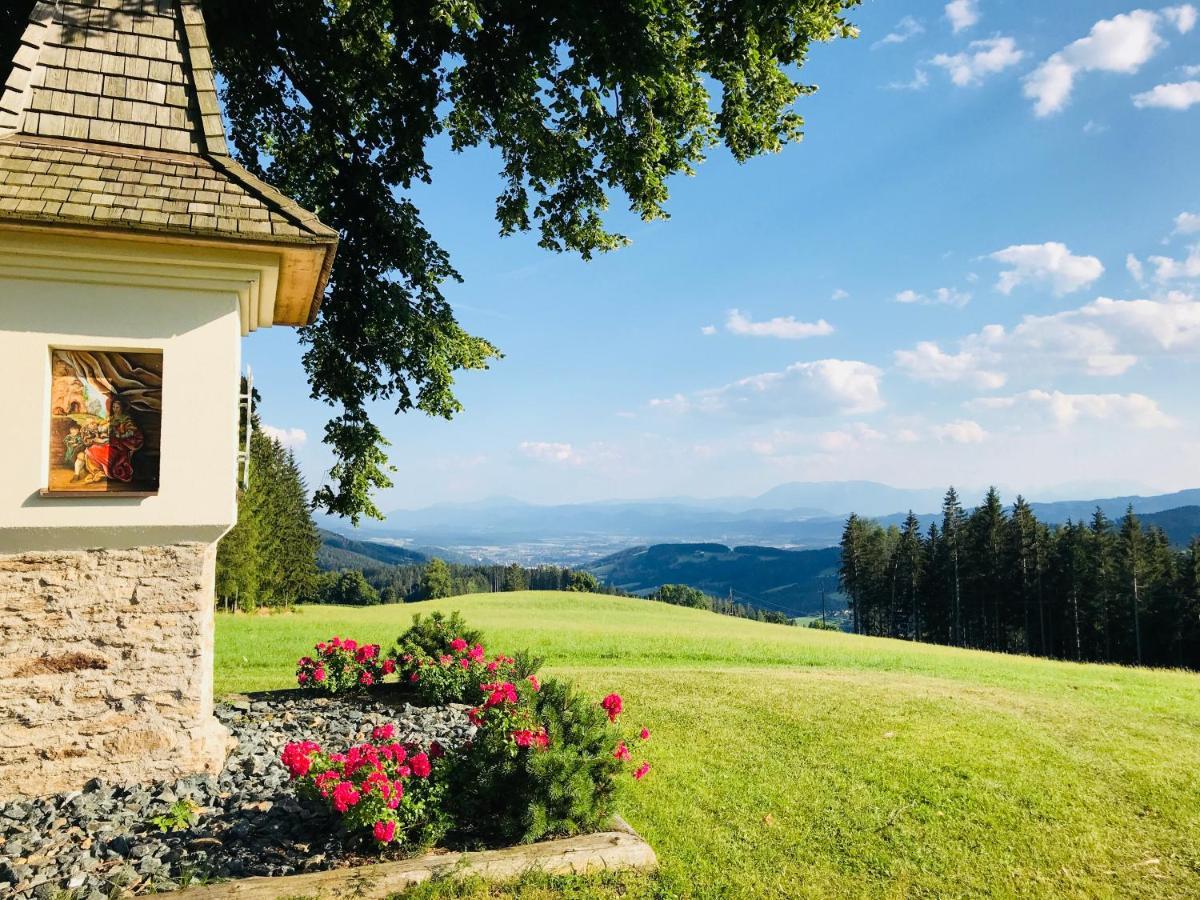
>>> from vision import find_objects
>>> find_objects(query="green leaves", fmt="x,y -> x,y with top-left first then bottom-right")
196,0 -> 861,519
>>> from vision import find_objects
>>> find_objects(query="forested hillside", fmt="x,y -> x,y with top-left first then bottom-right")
587,543 -> 842,617
841,487 -> 1200,669
316,529 -> 427,570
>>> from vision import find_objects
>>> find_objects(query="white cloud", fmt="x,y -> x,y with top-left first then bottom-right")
989,242 -> 1104,295
1024,9 -> 1174,116
894,287 -> 971,307
1083,119 -> 1109,134
1164,4 -> 1199,32
831,288 -> 850,301
700,324 -> 717,335
1183,64 -> 1200,77
921,293 -> 1200,383
725,309 -> 834,340
1174,212 -> 1200,235
945,0 -> 980,33
887,69 -> 930,91
933,419 -> 987,443
519,441 -> 582,465
894,341 -> 1006,389
932,37 -> 1024,86
260,425 -> 307,448
816,423 -> 887,452
1147,244 -> 1200,280
973,389 -> 1176,428
874,16 -> 925,48
1132,80 -> 1200,109
650,359 -> 885,418
1126,253 -> 1145,283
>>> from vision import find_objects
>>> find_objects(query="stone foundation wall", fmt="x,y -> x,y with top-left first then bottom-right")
0,543 -> 232,799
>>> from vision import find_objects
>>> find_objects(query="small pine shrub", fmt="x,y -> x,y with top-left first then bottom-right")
394,611 -> 484,660
446,678 -> 648,846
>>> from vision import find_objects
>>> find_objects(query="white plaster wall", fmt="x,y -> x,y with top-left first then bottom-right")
0,275 -> 242,551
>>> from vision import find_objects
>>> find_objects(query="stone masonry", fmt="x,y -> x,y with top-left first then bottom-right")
0,544 -> 232,799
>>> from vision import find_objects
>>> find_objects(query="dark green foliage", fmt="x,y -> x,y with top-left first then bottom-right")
502,564 -> 529,592
808,618 -> 841,631
395,611 -> 485,661
840,487 -> 1200,669
309,569 -> 381,606
421,559 -> 455,600
215,385 -> 319,611
653,584 -> 710,609
446,679 -> 624,846
566,571 -> 601,593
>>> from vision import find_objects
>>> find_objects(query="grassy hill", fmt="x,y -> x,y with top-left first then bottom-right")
216,592 -> 1200,898
585,543 -> 842,616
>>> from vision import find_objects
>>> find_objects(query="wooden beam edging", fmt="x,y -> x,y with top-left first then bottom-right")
174,817 -> 656,899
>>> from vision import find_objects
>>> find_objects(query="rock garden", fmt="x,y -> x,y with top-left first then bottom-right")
0,612 -> 652,899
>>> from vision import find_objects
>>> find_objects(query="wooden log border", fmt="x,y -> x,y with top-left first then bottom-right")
174,817 -> 656,898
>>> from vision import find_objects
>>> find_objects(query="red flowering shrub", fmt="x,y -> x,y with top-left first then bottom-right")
394,638 -> 540,706
296,636 -> 394,695
281,723 -> 449,849
446,678 -> 650,845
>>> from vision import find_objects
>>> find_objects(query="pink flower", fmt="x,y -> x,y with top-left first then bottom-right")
297,672 -> 309,685
528,676 -> 540,692
372,724 -> 396,742
468,644 -> 485,661
450,638 -> 468,652
601,693 -> 623,722
512,730 -> 533,748
439,654 -> 452,665
382,659 -> 396,674
485,661 -> 499,673
459,658 -> 470,669
330,636 -> 341,649
343,639 -> 358,652
410,752 -> 431,777
429,741 -> 445,760
313,667 -> 327,683
359,671 -> 374,686
633,762 -> 650,781
640,727 -> 651,741
372,820 -> 396,843
534,730 -> 549,749
409,672 -> 420,683
614,741 -> 631,761
331,781 -> 360,813
280,741 -> 321,778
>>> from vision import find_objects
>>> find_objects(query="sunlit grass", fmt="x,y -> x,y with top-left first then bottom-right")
216,592 -> 1200,898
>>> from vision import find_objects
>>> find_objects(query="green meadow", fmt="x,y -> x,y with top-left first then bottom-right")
216,592 -> 1200,898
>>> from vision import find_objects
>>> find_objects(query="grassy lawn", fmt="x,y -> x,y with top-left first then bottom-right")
216,592 -> 1200,898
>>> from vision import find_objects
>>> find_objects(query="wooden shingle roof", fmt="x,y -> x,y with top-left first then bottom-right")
0,0 -> 337,322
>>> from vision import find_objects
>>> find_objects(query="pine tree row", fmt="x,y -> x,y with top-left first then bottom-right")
839,487 -> 1200,669
215,389 -> 320,610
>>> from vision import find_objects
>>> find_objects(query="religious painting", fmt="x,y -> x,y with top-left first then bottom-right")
46,349 -> 163,495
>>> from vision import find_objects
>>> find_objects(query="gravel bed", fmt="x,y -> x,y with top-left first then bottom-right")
0,693 -> 474,899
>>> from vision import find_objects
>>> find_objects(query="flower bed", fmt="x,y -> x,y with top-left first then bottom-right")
0,613 -> 653,899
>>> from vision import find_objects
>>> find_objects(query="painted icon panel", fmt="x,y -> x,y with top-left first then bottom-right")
48,349 -> 163,495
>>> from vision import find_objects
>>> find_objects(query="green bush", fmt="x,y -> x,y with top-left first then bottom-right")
446,678 -> 632,846
393,611 -> 484,659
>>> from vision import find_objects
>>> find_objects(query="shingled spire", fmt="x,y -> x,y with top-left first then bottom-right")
0,0 -> 337,324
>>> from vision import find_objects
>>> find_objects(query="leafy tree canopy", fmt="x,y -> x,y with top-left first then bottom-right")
0,0 -> 860,521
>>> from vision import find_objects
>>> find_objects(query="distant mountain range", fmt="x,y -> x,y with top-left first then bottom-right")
322,482 -> 1200,555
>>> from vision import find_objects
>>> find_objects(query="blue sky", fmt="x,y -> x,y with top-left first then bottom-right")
248,1 -> 1200,512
